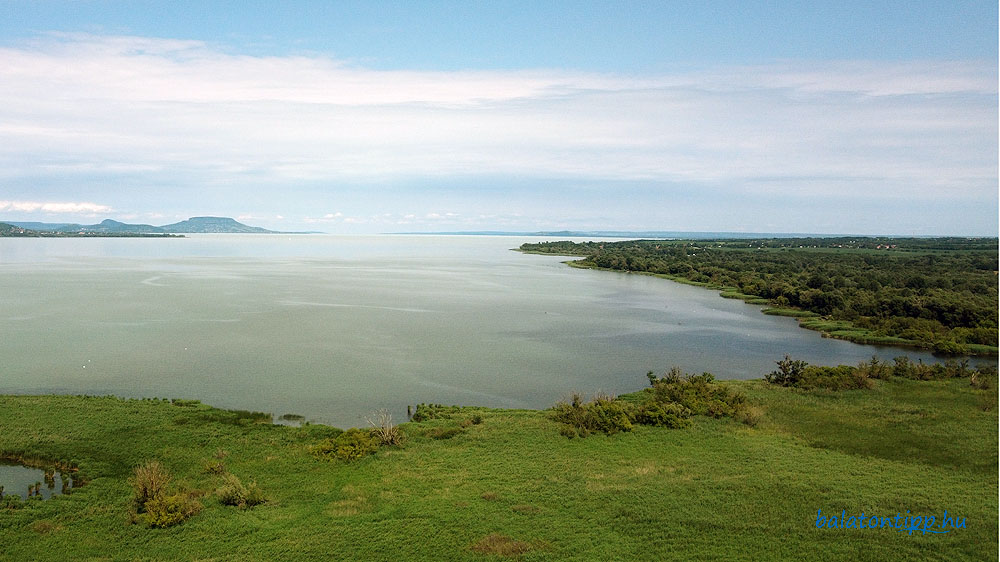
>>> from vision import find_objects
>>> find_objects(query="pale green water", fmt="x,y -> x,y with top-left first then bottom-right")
0,235 -> 956,428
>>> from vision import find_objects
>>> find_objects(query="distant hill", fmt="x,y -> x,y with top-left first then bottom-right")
0,222 -> 40,236
4,216 -> 288,235
160,216 -> 274,233
6,221 -> 74,231
55,219 -> 166,234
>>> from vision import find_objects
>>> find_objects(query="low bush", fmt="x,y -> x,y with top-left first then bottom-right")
764,356 -> 808,386
552,393 -> 633,436
798,365 -> 874,390
311,428 -> 378,461
216,473 -> 266,509
767,355 -> 993,391
129,461 -> 201,527
130,460 -> 171,513
970,366 -> 996,390
143,493 -> 203,528
733,404 -> 765,427
1,495 -> 24,510
554,370 -> 750,436
854,356 -> 892,380
410,403 -> 464,422
646,369 -> 746,417
633,402 -> 692,428
766,357 -> 872,390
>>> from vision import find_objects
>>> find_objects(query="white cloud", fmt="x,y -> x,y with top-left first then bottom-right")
0,200 -> 112,214
0,33 -> 994,210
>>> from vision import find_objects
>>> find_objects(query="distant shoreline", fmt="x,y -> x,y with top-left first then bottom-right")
389,230 -> 982,239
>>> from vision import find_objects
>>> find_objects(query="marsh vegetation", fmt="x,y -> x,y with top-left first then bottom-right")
0,359 -> 995,560
520,237 -> 999,354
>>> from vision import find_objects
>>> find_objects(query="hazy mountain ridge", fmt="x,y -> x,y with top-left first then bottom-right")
3,216 -> 293,234
159,217 -> 272,233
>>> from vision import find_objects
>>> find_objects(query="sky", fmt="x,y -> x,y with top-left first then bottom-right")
0,1 -> 996,235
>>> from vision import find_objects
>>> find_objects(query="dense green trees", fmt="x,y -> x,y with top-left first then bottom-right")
520,237 -> 999,354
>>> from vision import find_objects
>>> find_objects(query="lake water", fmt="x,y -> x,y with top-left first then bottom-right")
0,234 -> 967,428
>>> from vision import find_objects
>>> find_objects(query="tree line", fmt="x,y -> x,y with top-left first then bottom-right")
520,238 -> 998,354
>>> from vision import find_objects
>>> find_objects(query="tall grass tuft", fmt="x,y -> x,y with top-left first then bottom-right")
130,460 -> 171,513
365,409 -> 402,446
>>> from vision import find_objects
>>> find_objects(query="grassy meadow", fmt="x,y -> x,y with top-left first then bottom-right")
0,373 -> 996,561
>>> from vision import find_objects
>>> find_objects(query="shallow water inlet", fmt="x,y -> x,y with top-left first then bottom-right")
0,463 -> 72,500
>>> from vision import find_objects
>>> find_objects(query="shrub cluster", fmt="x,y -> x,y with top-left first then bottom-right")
129,461 -> 202,528
553,369 -> 752,437
889,356 -> 996,382
310,428 -> 378,461
766,354 -> 997,390
409,403 -> 465,422
765,356 -> 875,390
552,393 -> 634,437
216,473 -> 266,509
646,369 -> 747,417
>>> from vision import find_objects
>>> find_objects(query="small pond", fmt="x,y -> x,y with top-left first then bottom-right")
0,463 -> 73,500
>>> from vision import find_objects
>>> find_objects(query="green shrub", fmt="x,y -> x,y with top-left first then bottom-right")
311,428 -> 378,461
410,403 -> 463,422
733,404 -> 765,427
798,365 -> 874,390
933,339 -> 968,355
971,367 -> 996,390
855,356 -> 892,380
765,357 -> 874,390
634,402 -> 692,428
129,461 -> 201,527
216,473 -> 266,509
130,461 -> 171,513
647,370 -> 745,416
587,398 -> 633,434
765,355 -> 808,386
1,495 -> 24,510
552,394 -> 634,435
143,493 -> 203,528
558,425 -> 579,439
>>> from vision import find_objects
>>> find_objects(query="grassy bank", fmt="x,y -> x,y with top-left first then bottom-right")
520,239 -> 1000,356
0,375 -> 996,561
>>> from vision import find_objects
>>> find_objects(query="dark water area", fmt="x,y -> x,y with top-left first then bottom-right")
0,235 -> 991,428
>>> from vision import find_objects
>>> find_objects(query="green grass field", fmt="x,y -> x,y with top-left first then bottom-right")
0,376 -> 996,561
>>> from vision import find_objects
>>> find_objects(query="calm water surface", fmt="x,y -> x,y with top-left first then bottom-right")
0,463 -> 70,500
0,235 -> 961,428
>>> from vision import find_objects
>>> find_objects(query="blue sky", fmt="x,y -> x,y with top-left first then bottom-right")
0,1 -> 996,234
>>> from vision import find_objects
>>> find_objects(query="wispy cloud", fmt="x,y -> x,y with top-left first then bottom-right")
0,33 -> 995,231
0,200 -> 113,215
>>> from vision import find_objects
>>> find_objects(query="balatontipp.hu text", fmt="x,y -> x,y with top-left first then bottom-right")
815,509 -> 965,535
